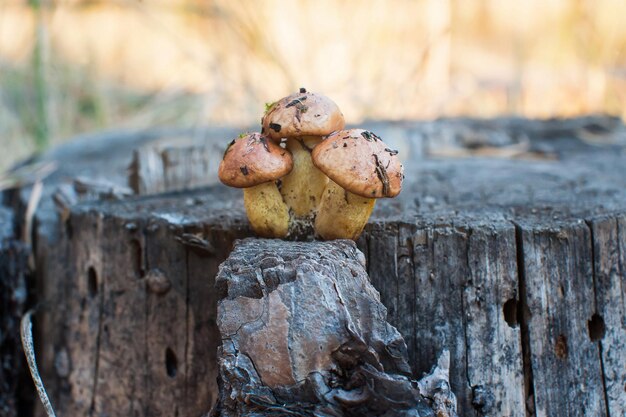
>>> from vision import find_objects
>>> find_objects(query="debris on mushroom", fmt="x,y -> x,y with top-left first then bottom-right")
218,132 -> 293,238
261,88 -> 345,220
312,128 -> 404,240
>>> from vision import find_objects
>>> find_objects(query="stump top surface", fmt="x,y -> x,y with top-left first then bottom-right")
17,115 -> 626,231
79,145 -> 626,232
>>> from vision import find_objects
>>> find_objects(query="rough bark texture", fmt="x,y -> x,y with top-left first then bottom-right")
214,238 -> 456,417
0,206 -> 30,417
3,116 -> 626,417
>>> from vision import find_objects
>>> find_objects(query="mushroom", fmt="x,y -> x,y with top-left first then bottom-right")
218,132 -> 293,238
311,129 -> 404,240
262,88 -> 345,219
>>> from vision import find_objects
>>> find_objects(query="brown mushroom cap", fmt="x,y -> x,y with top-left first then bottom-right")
218,132 -> 293,188
262,89 -> 345,140
311,129 -> 404,198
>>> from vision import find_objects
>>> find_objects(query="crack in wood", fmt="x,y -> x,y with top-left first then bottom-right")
89,269 -> 104,416
462,228 -> 472,391
143,230 -> 151,417
586,219 -> 615,417
184,250 -> 191,408
513,222 -> 536,417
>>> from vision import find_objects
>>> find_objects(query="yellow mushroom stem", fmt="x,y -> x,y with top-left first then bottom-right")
315,180 -> 376,240
279,136 -> 328,218
243,181 -> 289,238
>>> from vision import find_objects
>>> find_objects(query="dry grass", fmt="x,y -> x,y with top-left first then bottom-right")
1,0 -> 625,172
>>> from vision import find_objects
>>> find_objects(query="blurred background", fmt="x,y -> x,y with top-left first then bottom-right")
1,0 -> 625,172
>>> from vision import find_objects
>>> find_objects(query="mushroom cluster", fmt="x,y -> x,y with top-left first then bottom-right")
218,89 -> 403,240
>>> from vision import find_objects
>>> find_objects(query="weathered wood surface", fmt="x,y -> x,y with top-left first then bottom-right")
0,205 -> 30,417
128,141 -> 223,195
5,116 -> 626,417
214,238 -> 456,416
587,216 -> 626,415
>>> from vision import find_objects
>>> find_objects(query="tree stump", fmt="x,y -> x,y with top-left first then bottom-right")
4,116 -> 626,417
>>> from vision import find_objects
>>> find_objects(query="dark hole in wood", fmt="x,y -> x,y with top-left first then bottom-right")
130,239 -> 144,278
471,385 -> 495,414
503,298 -> 519,327
165,347 -> 177,378
587,314 -> 606,342
87,267 -> 97,298
555,334 -> 568,359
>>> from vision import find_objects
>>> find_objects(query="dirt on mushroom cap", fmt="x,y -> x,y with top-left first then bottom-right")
311,129 -> 404,198
262,90 -> 345,140
218,132 -> 293,188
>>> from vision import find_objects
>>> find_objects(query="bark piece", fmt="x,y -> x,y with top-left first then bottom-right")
214,238 -> 457,417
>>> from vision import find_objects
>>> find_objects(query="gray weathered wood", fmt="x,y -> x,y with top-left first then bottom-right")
517,221 -> 607,416
5,116 -> 626,417
129,142 -> 224,195
37,209 -> 249,416
465,224 -> 524,415
588,215 -> 626,417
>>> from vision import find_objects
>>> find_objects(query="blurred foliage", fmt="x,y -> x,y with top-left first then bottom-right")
1,0 -> 625,171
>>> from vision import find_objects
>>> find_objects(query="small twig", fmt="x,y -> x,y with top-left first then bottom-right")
24,180 -> 44,270
0,160 -> 56,191
21,309 -> 57,417
175,233 -> 215,255
23,180 -> 44,243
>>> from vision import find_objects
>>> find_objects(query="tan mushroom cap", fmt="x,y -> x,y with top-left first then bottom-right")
262,88 -> 345,140
218,132 -> 293,188
312,129 -> 404,198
